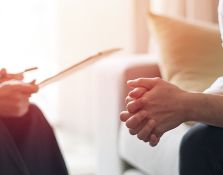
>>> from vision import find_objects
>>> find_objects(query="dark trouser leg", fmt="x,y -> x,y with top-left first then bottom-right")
180,124 -> 223,175
0,104 -> 68,175
0,120 -> 30,175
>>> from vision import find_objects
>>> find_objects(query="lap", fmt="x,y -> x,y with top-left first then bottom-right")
0,104 -> 68,175
180,124 -> 223,175
181,124 -> 223,152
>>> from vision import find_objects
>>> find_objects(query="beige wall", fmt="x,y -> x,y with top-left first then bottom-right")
134,0 -> 150,53
186,0 -> 218,22
57,0 -> 135,64
150,0 -> 186,16
56,0 -> 136,135
150,0 -> 218,23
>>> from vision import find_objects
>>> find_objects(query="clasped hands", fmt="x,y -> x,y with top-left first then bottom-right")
0,68 -> 38,117
120,78 -> 189,146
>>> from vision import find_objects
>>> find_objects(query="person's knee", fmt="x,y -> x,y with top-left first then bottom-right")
180,124 -> 211,157
28,103 -> 42,113
180,124 -> 223,175
27,104 -> 53,129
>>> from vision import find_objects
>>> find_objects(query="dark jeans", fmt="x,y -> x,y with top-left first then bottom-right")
0,104 -> 68,175
180,124 -> 223,175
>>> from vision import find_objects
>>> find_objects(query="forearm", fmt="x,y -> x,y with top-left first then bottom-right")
185,92 -> 223,127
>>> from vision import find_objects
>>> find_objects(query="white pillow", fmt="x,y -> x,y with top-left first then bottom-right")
148,12 -> 223,92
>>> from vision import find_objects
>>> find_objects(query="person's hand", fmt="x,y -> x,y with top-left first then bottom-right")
0,68 -> 23,83
0,82 -> 38,117
120,78 -> 190,146
120,86 -> 159,146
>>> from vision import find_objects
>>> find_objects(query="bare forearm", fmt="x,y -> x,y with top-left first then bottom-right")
185,92 -> 223,127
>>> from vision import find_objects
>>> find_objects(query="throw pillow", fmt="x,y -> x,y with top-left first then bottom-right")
148,12 -> 223,92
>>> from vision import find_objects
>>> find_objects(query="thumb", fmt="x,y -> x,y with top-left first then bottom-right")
30,80 -> 36,85
0,68 -> 7,77
127,77 -> 160,90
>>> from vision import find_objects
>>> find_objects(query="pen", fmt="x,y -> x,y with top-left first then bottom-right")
19,67 -> 38,74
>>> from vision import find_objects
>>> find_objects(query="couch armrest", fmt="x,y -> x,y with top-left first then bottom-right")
91,54 -> 160,175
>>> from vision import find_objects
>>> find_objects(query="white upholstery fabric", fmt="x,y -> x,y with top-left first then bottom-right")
93,55 -> 159,175
124,169 -> 146,175
119,124 -> 190,175
204,76 -> 223,95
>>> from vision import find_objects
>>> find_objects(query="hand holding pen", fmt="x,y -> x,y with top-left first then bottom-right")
0,67 -> 38,83
0,67 -> 38,117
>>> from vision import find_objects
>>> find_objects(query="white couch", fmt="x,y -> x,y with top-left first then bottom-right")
93,55 -> 190,175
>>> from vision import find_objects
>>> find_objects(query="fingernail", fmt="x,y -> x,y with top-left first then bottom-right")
30,80 -> 36,85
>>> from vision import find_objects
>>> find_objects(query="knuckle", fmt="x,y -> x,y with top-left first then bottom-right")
126,120 -> 134,129
136,112 -> 146,124
132,117 -> 140,126
140,110 -> 147,116
120,111 -> 128,120
147,119 -> 155,128
137,78 -> 145,84
139,97 -> 147,105
143,138 -> 149,143
150,143 -> 156,147
145,122 -> 151,129
155,128 -> 163,138
137,134 -> 143,140
143,136 -> 150,142
126,103 -> 132,112
125,96 -> 128,104
120,111 -> 126,116
126,101 -> 137,113
137,110 -> 147,121
125,96 -> 132,104
129,129 -> 137,135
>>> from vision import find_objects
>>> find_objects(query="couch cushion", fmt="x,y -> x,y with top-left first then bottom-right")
148,12 -> 223,92
119,124 -> 189,175
124,169 -> 147,175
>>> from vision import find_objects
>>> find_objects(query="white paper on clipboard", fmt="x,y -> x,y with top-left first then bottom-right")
38,48 -> 121,88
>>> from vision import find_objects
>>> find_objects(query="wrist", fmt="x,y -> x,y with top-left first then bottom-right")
181,92 -> 206,122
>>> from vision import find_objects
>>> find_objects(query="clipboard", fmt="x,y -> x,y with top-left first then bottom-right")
38,48 -> 121,88
0,48 -> 121,89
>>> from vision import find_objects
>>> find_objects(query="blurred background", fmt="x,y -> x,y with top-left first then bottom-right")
0,0 -> 219,175
0,0 -> 149,174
